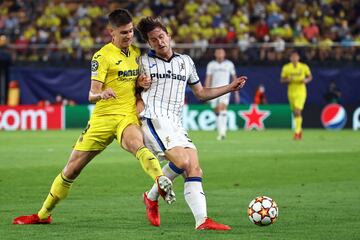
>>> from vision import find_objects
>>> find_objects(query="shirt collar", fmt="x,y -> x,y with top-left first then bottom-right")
147,49 -> 180,62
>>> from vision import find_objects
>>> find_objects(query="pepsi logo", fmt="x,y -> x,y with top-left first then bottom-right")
321,104 -> 347,130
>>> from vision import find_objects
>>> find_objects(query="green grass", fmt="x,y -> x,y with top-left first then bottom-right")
0,129 -> 359,239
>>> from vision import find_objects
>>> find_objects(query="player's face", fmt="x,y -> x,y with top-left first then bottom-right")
109,22 -> 134,49
259,85 -> 265,92
215,49 -> 225,62
290,53 -> 300,63
147,27 -> 172,58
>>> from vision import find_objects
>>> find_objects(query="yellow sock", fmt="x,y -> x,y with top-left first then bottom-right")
38,172 -> 73,219
294,116 -> 302,134
136,147 -> 163,181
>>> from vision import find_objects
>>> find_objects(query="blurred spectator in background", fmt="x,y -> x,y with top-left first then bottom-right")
318,33 -> 334,61
255,18 -> 269,42
1,0 -> 360,63
54,94 -> 76,106
303,18 -> 319,43
323,81 -> 342,104
273,35 -> 286,61
37,99 -> 50,107
253,84 -> 267,104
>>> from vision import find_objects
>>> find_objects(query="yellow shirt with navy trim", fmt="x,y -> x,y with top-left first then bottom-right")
281,62 -> 311,94
90,43 -> 140,117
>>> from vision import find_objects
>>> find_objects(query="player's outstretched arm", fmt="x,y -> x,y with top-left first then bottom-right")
88,80 -> 116,103
191,76 -> 247,102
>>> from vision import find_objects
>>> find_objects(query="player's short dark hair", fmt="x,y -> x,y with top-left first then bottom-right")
290,50 -> 299,56
108,9 -> 132,27
137,17 -> 168,41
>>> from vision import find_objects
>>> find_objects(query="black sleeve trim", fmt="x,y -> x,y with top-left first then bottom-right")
188,80 -> 200,85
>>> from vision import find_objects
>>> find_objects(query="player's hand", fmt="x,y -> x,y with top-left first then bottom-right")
303,77 -> 311,84
280,78 -> 290,84
230,76 -> 247,91
284,77 -> 292,83
100,88 -> 116,100
137,74 -> 151,89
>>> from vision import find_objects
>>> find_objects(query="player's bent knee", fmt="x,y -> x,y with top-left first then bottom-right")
175,158 -> 190,170
166,147 -> 195,172
176,152 -> 191,169
218,103 -> 227,111
294,110 -> 302,117
122,137 -> 144,154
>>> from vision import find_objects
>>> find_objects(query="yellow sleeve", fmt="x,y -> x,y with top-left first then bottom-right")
91,51 -> 109,83
304,64 -> 311,77
281,65 -> 288,79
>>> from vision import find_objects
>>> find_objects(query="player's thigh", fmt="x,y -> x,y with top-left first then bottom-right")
288,92 -> 306,111
63,150 -> 101,179
210,98 -> 219,110
167,123 -> 198,170
219,93 -> 230,106
214,95 -> 229,112
74,117 -> 116,151
116,114 -> 142,154
293,95 -> 306,111
288,94 -> 297,111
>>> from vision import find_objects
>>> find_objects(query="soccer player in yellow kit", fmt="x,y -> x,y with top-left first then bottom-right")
281,51 -> 312,140
13,9 -> 174,225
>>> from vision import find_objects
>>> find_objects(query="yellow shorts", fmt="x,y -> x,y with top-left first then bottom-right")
74,114 -> 140,151
288,92 -> 306,111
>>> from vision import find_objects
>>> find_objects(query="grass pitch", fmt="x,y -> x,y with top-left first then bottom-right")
0,129 -> 359,240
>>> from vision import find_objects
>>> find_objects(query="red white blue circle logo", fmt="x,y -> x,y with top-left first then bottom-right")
321,104 -> 347,130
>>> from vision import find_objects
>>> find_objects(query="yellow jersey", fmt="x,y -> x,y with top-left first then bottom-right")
90,43 -> 140,117
281,62 -> 311,94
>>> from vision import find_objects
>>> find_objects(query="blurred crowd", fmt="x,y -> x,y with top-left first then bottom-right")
1,0 -> 360,63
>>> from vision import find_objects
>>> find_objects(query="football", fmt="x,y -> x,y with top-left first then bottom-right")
248,196 -> 279,226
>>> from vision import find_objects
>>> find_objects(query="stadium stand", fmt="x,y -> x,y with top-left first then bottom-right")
1,0 -> 360,63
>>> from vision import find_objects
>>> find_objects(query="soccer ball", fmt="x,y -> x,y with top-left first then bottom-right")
248,196 -> 278,226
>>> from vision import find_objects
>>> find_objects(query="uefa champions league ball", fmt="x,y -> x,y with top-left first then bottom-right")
248,196 -> 278,226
